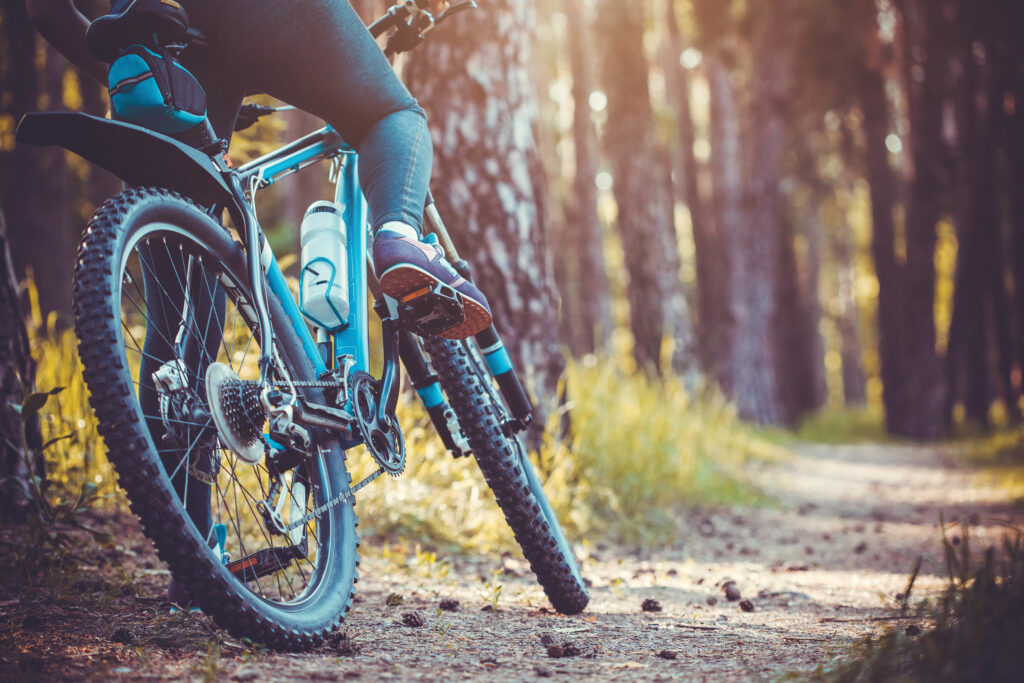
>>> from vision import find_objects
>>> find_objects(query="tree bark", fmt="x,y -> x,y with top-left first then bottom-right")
799,191 -> 829,411
728,0 -> 795,425
663,0 -> 716,376
593,0 -> 699,380
402,1 -> 566,430
834,131 -> 868,406
702,53 -> 740,392
282,108 -> 332,254
947,8 -> 998,428
890,0 -> 949,438
350,0 -> 382,23
857,0 -> 907,433
1009,2 -> 1024,410
856,0 -> 949,439
559,0 -> 612,356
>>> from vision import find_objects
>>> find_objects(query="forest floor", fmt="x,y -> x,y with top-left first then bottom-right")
1,440 -> 1021,681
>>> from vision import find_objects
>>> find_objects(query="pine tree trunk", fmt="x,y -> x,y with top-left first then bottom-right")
560,0 -> 611,356
664,0 -> 716,376
402,1 -> 566,427
859,0 -> 948,439
834,135 -> 869,406
728,0 -> 795,425
892,0 -> 949,438
857,1 -> 907,432
594,0 -> 698,379
801,192 -> 829,411
993,0 -> 1024,422
948,15 -> 996,428
283,108 -> 332,253
350,0 -> 381,23
1009,6 -> 1024,402
703,52 -> 741,391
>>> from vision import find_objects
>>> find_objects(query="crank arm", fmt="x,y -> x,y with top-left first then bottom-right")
372,308 -> 404,427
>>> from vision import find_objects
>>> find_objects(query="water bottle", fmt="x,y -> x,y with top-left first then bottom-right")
299,201 -> 349,331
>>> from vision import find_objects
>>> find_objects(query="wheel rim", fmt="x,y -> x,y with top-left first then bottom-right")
114,223 -> 333,607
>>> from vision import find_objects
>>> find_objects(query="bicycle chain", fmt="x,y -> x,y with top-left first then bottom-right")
275,380 -> 346,389
283,465 -> 385,532
267,376 -> 400,530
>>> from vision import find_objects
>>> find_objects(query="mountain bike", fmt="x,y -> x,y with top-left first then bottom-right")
15,1 -> 587,650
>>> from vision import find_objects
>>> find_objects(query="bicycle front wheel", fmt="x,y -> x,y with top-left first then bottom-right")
74,187 -> 358,650
421,337 -> 589,614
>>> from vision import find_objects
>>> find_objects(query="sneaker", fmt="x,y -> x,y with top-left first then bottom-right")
373,231 -> 492,339
167,523 -> 226,613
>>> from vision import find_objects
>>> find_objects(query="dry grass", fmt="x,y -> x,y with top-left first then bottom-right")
28,289 -> 785,553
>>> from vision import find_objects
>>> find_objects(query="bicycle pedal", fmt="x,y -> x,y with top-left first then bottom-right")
226,546 -> 305,582
396,282 -> 466,337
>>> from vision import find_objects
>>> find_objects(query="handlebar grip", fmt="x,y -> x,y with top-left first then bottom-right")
368,7 -> 405,39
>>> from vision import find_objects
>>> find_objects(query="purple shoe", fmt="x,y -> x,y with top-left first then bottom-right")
373,232 -> 492,339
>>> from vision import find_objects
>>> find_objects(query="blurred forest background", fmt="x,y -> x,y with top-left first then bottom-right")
2,0 -> 1024,494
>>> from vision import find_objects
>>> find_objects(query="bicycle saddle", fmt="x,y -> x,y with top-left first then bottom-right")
86,0 -> 191,63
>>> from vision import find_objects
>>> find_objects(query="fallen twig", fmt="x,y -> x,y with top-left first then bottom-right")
819,615 -> 920,623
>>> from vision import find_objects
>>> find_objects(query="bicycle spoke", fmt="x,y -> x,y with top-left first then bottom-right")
112,230 -> 332,608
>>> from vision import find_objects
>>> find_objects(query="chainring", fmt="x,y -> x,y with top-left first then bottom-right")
349,370 -> 405,476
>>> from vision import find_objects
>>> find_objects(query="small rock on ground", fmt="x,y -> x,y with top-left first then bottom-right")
641,598 -> 662,612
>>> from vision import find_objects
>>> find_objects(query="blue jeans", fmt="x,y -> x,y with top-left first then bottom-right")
180,0 -> 432,233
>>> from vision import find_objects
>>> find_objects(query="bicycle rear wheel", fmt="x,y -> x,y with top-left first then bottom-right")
421,336 -> 589,614
74,187 -> 358,650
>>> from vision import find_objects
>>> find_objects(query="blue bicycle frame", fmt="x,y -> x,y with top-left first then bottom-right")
15,109 -> 534,457
240,126 -> 369,380
236,125 -> 497,457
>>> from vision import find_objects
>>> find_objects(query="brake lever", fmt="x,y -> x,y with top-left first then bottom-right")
435,1 -> 478,25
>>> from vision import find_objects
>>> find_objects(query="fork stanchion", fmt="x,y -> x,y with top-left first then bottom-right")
475,325 -> 533,430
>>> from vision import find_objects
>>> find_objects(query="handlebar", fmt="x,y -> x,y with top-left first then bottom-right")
369,1 -> 478,56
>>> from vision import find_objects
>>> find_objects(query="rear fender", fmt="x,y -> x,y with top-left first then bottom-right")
15,112 -> 233,208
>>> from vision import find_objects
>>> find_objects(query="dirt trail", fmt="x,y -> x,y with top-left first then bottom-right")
3,442 -> 1021,680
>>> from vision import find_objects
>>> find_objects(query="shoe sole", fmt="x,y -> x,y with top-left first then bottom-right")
379,264 -> 492,339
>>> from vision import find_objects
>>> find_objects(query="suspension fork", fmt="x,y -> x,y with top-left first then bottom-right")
398,329 -> 470,457
423,192 -> 535,431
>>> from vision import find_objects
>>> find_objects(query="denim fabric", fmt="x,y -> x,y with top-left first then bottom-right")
178,0 -> 432,233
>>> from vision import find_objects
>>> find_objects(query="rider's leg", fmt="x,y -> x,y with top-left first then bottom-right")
179,0 -> 490,337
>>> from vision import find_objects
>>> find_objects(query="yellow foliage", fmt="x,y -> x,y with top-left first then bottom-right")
26,283 -> 121,507
29,276 -> 780,550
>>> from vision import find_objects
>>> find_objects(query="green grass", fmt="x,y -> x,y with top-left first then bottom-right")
949,425 -> 1024,503
810,521 -> 1024,682
796,406 -> 889,445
